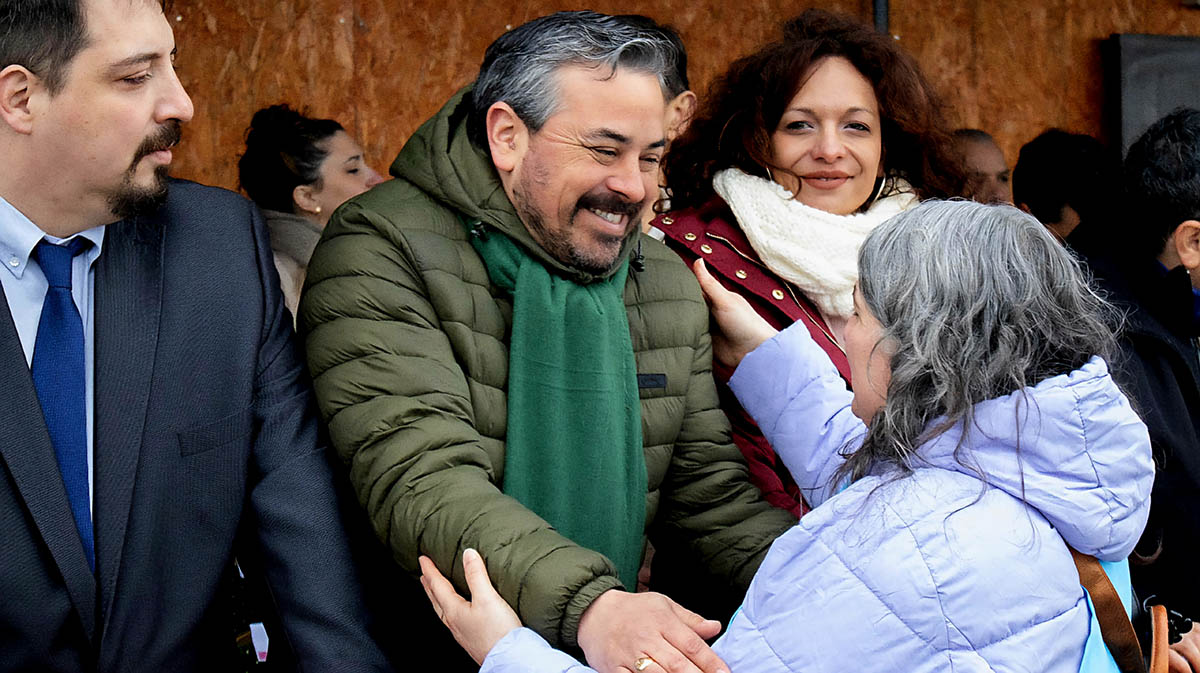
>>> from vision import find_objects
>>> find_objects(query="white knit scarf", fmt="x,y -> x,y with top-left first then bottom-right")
712,168 -> 918,319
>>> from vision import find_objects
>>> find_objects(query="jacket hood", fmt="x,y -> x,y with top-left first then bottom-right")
917,356 -> 1153,561
390,86 -> 639,284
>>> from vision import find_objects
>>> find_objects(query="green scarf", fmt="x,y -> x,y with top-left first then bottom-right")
468,222 -> 646,589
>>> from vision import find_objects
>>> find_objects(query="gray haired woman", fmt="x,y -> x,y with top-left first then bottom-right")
419,200 -> 1156,673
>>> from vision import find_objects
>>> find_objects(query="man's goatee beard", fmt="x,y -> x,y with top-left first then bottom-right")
107,164 -> 171,220
106,120 -> 183,219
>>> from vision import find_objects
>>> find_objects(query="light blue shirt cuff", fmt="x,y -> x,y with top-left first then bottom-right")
481,627 -> 595,673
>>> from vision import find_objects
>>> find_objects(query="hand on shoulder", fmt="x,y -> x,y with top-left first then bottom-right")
692,258 -> 778,370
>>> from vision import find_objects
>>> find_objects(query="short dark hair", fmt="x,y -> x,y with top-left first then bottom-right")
238,104 -> 344,214
613,14 -> 689,97
1012,129 -> 1118,227
664,9 -> 964,210
1123,108 -> 1200,260
952,128 -> 995,144
466,11 -> 684,149
0,0 -> 166,94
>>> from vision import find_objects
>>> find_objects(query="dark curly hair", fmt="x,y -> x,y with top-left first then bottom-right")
664,9 -> 963,210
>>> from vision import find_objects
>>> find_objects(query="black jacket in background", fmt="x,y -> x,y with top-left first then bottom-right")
1090,257 -> 1200,617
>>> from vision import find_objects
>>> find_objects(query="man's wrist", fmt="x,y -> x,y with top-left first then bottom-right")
579,588 -> 622,633
562,578 -> 624,648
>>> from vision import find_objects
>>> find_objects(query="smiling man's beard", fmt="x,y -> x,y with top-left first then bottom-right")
106,120 -> 182,220
513,180 -> 644,277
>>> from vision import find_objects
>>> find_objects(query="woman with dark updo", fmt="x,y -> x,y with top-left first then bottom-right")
238,104 -> 383,318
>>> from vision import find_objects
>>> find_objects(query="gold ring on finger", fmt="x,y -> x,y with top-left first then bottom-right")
634,657 -> 655,672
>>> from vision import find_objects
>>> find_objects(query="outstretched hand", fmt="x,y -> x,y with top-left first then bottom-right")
419,549 -> 521,665
578,589 -> 728,673
692,258 -> 778,370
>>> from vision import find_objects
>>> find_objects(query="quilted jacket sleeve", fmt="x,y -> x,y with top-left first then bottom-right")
729,322 -> 867,508
299,196 -> 622,649
645,258 -> 797,615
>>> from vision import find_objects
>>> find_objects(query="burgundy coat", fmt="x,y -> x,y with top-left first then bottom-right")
654,197 -> 852,517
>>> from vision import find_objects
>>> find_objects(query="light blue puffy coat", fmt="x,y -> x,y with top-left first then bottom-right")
482,322 -> 1154,673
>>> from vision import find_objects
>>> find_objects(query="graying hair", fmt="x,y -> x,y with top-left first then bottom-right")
839,200 -> 1119,482
466,11 -> 683,148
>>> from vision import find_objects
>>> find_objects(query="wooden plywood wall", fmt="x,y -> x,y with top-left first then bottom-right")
170,0 -> 867,190
168,0 -> 1200,192
892,0 -> 1200,163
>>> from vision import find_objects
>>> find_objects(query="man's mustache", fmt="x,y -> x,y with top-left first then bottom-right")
576,190 -> 644,219
131,120 -> 183,166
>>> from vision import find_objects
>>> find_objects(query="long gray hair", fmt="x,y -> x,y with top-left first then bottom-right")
466,11 -> 684,149
839,200 -> 1118,482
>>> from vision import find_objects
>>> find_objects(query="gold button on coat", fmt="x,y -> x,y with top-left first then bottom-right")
772,289 -> 785,300
700,244 -> 713,254
660,216 -> 674,225
735,270 -> 748,279
684,232 -> 697,241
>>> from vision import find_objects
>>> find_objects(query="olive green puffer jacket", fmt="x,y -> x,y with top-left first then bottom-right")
299,90 -> 795,649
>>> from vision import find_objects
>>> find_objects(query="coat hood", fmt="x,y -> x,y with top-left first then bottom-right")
917,356 -> 1153,561
390,87 -> 640,284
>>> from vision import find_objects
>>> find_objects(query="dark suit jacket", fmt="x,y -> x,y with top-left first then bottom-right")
0,181 -> 389,671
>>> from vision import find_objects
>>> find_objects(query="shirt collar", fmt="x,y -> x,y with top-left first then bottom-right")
0,195 -> 106,280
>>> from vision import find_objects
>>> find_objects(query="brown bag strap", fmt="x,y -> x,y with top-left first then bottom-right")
1070,548 -> 1168,673
1147,605 -> 1170,673
1070,548 -> 1145,673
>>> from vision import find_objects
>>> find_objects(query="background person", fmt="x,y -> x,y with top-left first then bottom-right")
238,104 -> 383,318
1095,108 -> 1200,623
421,200 -> 1154,673
953,127 -> 1012,203
1012,128 -> 1119,253
651,9 -> 962,523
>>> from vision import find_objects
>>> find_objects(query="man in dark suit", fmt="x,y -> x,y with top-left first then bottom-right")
0,0 -> 390,669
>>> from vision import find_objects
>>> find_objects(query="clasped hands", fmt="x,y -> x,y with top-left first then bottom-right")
416,261 -> 776,673
420,550 -> 730,673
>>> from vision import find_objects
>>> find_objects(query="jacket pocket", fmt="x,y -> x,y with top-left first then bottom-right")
177,408 -> 254,457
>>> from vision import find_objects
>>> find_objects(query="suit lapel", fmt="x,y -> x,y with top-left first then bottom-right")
0,284 -> 97,641
93,216 -> 162,626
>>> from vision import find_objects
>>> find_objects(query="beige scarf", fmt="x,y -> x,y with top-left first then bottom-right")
713,168 -> 918,319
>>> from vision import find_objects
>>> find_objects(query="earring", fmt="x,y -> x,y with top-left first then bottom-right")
314,206 -> 322,214
762,165 -> 797,199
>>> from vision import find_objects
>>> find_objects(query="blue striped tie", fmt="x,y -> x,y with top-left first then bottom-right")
31,238 -> 94,572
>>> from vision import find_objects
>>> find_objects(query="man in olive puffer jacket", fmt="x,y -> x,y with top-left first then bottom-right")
300,12 -> 795,673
